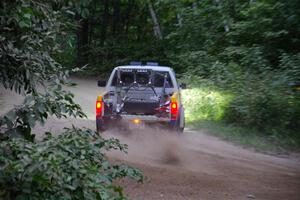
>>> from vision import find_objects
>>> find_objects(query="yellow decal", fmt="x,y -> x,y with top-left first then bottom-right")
170,92 -> 179,102
97,91 -> 109,101
97,95 -> 103,101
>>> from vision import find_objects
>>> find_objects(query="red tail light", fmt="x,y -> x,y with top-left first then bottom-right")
96,100 -> 103,117
170,101 -> 178,120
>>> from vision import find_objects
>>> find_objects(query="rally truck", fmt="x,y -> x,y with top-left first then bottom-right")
96,62 -> 186,133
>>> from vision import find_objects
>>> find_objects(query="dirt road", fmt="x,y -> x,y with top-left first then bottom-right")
1,78 -> 300,200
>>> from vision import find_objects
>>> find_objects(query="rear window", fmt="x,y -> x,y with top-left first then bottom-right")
153,72 -> 173,87
111,70 -> 173,88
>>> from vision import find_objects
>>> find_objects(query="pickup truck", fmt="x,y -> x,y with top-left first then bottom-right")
96,62 -> 185,133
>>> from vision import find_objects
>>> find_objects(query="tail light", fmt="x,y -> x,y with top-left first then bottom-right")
170,99 -> 178,120
96,96 -> 103,117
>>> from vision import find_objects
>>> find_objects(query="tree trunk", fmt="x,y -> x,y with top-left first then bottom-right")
123,0 -> 134,34
76,15 -> 89,67
89,18 -> 93,46
112,0 -> 121,36
100,0 -> 109,45
147,0 -> 163,39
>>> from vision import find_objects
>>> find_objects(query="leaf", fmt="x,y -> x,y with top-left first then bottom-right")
27,115 -> 36,127
81,8 -> 89,19
23,13 -> 31,19
24,95 -> 34,104
19,20 -> 30,28
36,102 -> 46,113
66,10 -> 75,16
6,110 -> 16,121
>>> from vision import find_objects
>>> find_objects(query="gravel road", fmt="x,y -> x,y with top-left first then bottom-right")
1,78 -> 299,200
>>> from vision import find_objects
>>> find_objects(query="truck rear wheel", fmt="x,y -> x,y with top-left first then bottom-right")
178,116 -> 185,133
177,126 -> 184,133
170,117 -> 184,134
96,117 -> 110,133
175,122 -> 184,133
96,122 -> 106,133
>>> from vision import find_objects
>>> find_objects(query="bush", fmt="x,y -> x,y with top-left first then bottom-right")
222,53 -> 300,135
0,1 -> 144,199
0,127 -> 143,200
224,73 -> 291,130
183,62 -> 300,139
181,77 -> 233,123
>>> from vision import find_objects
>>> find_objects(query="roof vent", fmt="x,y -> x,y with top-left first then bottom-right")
146,62 -> 159,66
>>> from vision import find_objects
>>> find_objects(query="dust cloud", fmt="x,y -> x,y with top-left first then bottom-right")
105,126 -> 186,166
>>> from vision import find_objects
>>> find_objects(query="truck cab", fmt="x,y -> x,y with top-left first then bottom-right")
96,62 -> 185,133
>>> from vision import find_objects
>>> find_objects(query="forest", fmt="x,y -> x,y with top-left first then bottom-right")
1,0 -> 300,199
60,0 -> 300,147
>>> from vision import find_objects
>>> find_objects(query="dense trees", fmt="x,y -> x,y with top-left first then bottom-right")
61,0 -> 299,139
58,0 -> 168,73
62,0 -> 300,77
161,0 -> 300,136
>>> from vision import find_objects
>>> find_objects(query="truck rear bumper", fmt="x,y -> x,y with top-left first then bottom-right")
120,114 -> 170,123
96,114 -> 177,132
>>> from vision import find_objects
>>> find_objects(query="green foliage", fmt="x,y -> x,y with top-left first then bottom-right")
183,64 -> 300,140
1,1 -> 143,199
189,120 -> 300,152
223,60 -> 300,134
0,86 -> 85,141
0,0 -> 67,93
85,38 -> 168,77
166,0 -> 300,141
0,127 -> 143,200
184,74 -> 300,149
182,78 -> 233,122
0,0 -> 85,141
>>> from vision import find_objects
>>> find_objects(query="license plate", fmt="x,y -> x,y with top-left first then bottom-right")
128,118 -> 145,130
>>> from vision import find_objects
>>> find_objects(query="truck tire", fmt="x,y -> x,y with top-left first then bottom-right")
96,122 -> 106,133
96,117 -> 110,133
176,109 -> 185,133
170,116 -> 184,134
176,117 -> 184,133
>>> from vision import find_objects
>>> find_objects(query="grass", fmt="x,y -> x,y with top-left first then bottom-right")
182,86 -> 300,154
188,120 -> 282,153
